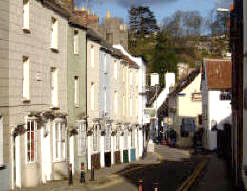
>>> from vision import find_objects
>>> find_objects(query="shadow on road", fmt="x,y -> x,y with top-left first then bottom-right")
115,156 -> 201,191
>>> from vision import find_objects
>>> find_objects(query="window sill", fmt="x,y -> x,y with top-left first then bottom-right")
74,105 -> 80,108
0,164 -> 6,170
22,99 -> 31,104
74,53 -> 79,55
53,159 -> 66,163
22,28 -> 31,33
26,161 -> 37,165
50,47 -> 59,53
50,106 -> 60,110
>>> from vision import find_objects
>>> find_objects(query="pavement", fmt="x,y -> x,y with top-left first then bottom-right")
190,153 -> 236,191
14,145 -> 204,191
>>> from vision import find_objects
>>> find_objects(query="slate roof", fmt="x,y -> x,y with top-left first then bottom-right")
204,59 -> 232,90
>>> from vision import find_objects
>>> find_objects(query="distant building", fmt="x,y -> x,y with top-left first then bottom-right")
74,8 -> 129,50
201,59 -> 232,151
167,68 -> 202,147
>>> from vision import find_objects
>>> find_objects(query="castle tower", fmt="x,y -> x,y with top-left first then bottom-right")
106,10 -> 111,19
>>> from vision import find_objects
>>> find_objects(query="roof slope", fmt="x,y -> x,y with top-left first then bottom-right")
157,67 -> 201,115
204,59 -> 232,90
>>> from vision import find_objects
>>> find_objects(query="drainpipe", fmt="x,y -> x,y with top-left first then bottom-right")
86,33 -> 88,170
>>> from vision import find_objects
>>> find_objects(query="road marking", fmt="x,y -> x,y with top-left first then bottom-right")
177,158 -> 209,191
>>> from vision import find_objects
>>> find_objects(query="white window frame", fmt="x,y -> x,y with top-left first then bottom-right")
116,132 -> 120,151
122,96 -> 125,115
51,67 -> 58,107
130,97 -> 133,117
73,30 -> 79,54
0,116 -> 3,166
53,120 -> 66,162
23,56 -> 30,100
104,54 -> 107,73
114,91 -> 118,114
136,97 -> 138,117
114,60 -> 118,79
123,67 -> 125,82
51,17 -> 58,50
124,129 -> 128,149
104,125 -> 111,152
78,122 -> 86,156
23,0 -> 30,31
131,129 -> 135,148
91,83 -> 95,111
93,125 -> 99,152
25,118 -> 37,163
91,46 -> 94,68
74,76 -> 79,106
104,88 -> 107,113
130,71 -> 133,86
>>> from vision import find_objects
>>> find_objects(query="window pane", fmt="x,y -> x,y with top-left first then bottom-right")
31,131 -> 35,161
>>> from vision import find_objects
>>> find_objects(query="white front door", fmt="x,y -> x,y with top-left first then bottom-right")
41,123 -> 52,183
15,135 -> 21,188
69,136 -> 74,174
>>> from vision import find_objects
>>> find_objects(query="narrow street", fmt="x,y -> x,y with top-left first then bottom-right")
16,145 -> 205,191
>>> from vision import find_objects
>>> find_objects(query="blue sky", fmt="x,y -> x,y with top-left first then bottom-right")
74,0 -> 232,24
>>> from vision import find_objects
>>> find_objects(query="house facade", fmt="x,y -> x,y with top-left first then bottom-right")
167,68 -> 202,147
201,59 -> 232,151
0,1 -> 146,189
113,45 -> 147,158
0,0 -> 72,189
67,19 -> 87,174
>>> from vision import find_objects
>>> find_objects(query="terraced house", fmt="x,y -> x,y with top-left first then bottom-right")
67,15 -> 87,174
0,0 -> 73,189
0,0 -> 147,190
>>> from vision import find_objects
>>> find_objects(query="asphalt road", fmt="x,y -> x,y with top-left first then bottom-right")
16,145 -> 203,191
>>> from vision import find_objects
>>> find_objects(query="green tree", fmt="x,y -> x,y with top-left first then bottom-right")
151,33 -> 178,87
129,6 -> 160,37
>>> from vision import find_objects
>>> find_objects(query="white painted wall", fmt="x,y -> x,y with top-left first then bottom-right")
120,135 -> 124,163
204,90 -> 232,150
87,136 -> 92,170
177,74 -> 202,118
100,136 -> 105,168
113,44 -> 147,126
152,73 -> 175,110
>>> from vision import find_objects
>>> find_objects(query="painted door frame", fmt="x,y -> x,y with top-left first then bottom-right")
14,134 -> 21,188
41,121 -> 52,183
